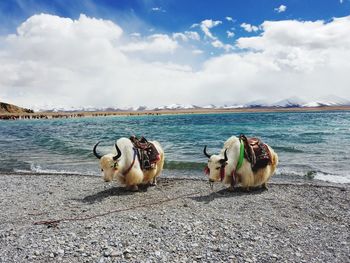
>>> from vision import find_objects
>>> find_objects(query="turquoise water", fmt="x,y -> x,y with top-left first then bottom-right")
0,111 -> 349,183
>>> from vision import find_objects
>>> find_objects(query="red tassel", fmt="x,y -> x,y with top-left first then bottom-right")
204,166 -> 210,175
220,166 -> 225,181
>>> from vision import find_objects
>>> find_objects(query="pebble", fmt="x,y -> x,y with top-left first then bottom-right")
0,175 -> 349,263
110,250 -> 122,257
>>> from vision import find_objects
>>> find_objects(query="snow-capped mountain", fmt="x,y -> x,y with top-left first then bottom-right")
243,99 -> 271,108
302,95 -> 350,107
272,97 -> 307,108
154,104 -> 198,110
34,95 -> 350,112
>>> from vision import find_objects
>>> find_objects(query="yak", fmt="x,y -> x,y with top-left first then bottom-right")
93,137 -> 164,191
204,135 -> 278,191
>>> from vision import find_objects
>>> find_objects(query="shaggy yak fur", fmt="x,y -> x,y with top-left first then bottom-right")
94,138 -> 164,191
205,136 -> 278,190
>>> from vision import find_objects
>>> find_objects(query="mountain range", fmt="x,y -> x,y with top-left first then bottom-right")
2,95 -> 350,113
37,95 -> 350,112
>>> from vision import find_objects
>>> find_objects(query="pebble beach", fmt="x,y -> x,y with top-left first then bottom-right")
0,173 -> 349,263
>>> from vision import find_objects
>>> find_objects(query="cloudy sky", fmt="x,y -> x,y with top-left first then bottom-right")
1,0 -> 350,109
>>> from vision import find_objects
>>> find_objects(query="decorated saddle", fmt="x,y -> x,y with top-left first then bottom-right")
129,136 -> 160,170
239,134 -> 271,171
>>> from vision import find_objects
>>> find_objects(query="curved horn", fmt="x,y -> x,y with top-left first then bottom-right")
203,145 -> 212,158
223,149 -> 228,162
93,142 -> 102,159
113,143 -> 122,161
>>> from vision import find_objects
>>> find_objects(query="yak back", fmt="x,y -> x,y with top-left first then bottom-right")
239,134 -> 271,171
130,136 -> 160,170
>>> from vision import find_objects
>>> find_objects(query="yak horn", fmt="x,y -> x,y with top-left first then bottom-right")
203,145 -> 212,158
93,142 -> 102,159
223,149 -> 228,162
113,143 -> 122,161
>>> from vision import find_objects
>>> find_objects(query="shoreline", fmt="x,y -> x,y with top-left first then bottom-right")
1,105 -> 350,120
0,173 -> 349,262
1,170 -> 349,187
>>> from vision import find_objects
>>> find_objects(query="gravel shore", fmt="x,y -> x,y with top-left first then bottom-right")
0,173 -> 349,263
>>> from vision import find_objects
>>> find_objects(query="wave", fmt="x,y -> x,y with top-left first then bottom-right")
275,168 -> 350,184
271,146 -> 304,153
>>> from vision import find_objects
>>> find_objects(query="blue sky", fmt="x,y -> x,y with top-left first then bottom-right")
2,0 -> 349,48
1,0 -> 350,109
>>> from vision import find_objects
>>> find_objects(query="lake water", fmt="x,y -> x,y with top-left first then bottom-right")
0,111 -> 349,183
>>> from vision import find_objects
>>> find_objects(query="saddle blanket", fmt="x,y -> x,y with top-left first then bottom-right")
129,136 -> 160,170
239,134 -> 271,171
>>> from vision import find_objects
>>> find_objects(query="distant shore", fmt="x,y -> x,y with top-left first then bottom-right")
1,105 -> 350,120
0,173 -> 349,262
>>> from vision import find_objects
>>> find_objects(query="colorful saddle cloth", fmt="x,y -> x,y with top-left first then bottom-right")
129,136 -> 160,170
239,134 -> 271,171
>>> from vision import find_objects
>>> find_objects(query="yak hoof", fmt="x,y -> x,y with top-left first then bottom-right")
149,178 -> 157,187
262,183 -> 268,190
128,185 -> 139,192
227,185 -> 235,192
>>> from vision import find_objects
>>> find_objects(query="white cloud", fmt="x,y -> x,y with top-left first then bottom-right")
151,7 -> 166,12
211,40 -> 234,52
121,34 -> 178,53
172,32 -> 187,41
1,14 -> 350,109
275,5 -> 287,13
192,49 -> 203,55
172,31 -> 200,42
130,32 -> 141,38
200,19 -> 222,39
0,14 -> 192,108
226,16 -> 233,22
185,31 -> 200,41
240,23 -> 259,32
226,30 -> 235,38
340,0 -> 344,3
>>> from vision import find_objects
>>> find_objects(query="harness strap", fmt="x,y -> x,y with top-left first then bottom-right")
236,139 -> 244,170
122,148 -> 137,176
230,139 -> 244,184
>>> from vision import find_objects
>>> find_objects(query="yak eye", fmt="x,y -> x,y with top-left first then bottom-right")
101,169 -> 104,172
216,167 -> 221,170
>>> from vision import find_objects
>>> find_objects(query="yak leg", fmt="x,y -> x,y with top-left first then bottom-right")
150,176 -> 157,186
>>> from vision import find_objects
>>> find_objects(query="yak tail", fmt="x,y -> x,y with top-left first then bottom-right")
269,147 -> 279,174
157,150 -> 165,173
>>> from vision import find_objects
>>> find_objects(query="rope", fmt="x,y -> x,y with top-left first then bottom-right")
33,190 -> 204,227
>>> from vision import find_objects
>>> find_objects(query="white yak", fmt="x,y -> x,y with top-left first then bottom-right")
204,135 -> 278,191
93,137 -> 164,191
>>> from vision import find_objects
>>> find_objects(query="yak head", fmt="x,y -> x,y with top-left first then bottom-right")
93,142 -> 122,182
203,146 -> 228,183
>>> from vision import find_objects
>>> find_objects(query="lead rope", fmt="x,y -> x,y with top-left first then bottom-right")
33,190 -> 205,227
